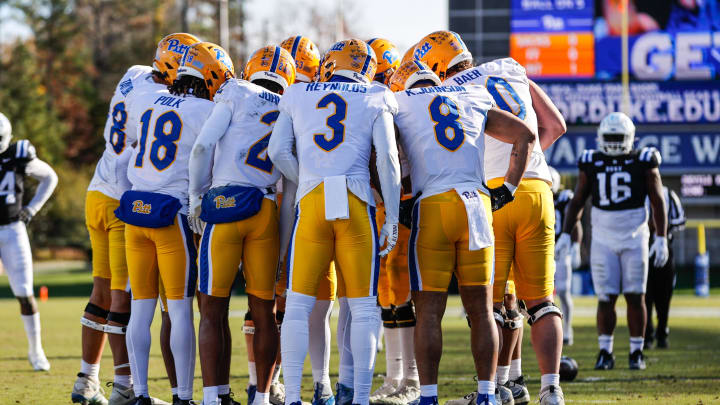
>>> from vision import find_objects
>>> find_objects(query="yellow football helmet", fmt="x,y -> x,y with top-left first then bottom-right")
318,39 -> 377,84
366,38 -> 401,84
244,46 -> 296,90
388,60 -> 441,92
153,33 -> 201,84
177,42 -> 235,100
401,43 -> 417,65
414,31 -> 472,80
280,36 -> 320,83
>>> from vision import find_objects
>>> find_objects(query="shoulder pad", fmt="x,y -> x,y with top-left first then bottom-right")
639,146 -> 661,166
117,65 -> 153,97
13,140 -> 36,161
558,189 -> 573,203
477,57 -> 527,81
214,79 -> 246,104
578,149 -> 597,165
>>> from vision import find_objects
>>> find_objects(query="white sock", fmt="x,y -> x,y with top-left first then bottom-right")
114,374 -> 132,388
203,386 -> 219,404
271,365 -> 281,384
630,336 -> 644,353
21,313 -> 42,354
167,297 -> 196,400
172,387 -> 178,395
309,299 -> 333,386
127,298 -> 157,397
598,334 -> 614,353
80,359 -> 101,379
509,359 -> 522,381
337,297 -> 354,387
383,327 -> 403,383
248,361 -> 257,386
219,384 -> 230,395
420,384 -> 437,397
348,296 -> 380,405
280,291 -> 316,403
399,326 -> 418,381
253,391 -> 270,405
540,373 -> 560,389
496,365 -> 510,385
477,380 -> 495,395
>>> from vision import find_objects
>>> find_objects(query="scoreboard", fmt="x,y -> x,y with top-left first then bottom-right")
510,0 -> 595,78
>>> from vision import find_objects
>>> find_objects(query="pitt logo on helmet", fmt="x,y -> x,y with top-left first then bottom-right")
388,60 -> 441,92
244,45 -> 296,90
318,39 -> 377,84
415,30 -> 473,80
132,200 -> 152,214
214,195 -> 236,209
177,41 -> 235,100
280,36 -> 321,83
367,38 -> 401,85
153,32 -> 201,84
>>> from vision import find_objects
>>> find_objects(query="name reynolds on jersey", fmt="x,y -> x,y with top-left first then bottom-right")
404,85 -> 466,96
304,82 -> 368,93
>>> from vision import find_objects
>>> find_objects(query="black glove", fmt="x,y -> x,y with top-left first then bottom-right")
398,192 -> 421,229
489,185 -> 514,212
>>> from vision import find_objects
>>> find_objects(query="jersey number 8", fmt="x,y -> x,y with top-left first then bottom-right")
429,96 -> 465,152
135,109 -> 183,171
109,102 -> 128,155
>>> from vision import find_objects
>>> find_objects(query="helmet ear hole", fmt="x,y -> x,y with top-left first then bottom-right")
211,71 -> 219,79
165,62 -> 174,70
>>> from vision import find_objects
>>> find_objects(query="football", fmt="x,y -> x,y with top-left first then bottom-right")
560,356 -> 579,381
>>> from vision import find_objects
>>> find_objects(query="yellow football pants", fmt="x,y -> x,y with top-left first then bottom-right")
85,191 -> 129,291
376,202 -> 411,307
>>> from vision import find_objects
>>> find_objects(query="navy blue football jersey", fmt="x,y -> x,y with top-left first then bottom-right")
554,189 -> 574,239
578,147 -> 660,211
0,140 -> 36,224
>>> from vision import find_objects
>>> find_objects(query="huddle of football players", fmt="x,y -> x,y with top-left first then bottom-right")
30,23 -> 670,405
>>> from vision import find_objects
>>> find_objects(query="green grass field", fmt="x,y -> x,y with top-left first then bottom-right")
1,266 -> 720,404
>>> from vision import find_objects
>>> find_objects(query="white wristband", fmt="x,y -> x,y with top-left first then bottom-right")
504,181 -> 517,195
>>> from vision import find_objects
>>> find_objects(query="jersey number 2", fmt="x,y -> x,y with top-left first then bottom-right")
135,109 -> 183,171
246,110 -> 279,173
314,93 -> 347,152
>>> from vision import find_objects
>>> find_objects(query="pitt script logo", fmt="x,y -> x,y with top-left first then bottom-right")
132,200 -> 152,214
214,195 -> 236,209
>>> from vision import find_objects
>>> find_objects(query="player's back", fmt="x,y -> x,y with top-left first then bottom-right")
89,65 -> 155,199
445,57 -> 550,184
126,87 -> 214,210
394,84 -> 494,197
579,147 -> 661,240
278,80 -> 397,202
212,79 -> 281,190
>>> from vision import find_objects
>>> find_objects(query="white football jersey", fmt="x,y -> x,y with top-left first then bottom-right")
126,88 -> 214,213
278,81 -> 398,204
88,65 -> 156,200
211,79 -> 282,190
443,57 -> 552,184
394,85 -> 495,197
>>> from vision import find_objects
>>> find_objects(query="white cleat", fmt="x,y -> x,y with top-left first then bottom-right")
72,373 -> 109,405
376,378 -> 420,405
108,383 -> 136,405
444,391 -> 478,405
269,381 -> 286,405
28,350 -> 50,371
370,377 -> 400,404
496,386 -> 514,405
538,385 -> 564,405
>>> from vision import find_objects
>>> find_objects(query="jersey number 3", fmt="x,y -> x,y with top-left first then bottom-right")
135,109 -> 183,171
314,93 -> 347,152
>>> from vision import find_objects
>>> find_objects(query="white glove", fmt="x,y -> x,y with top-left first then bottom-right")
379,222 -> 399,258
188,194 -> 205,235
649,235 -> 669,268
555,232 -> 571,258
571,242 -> 581,269
19,207 -> 36,224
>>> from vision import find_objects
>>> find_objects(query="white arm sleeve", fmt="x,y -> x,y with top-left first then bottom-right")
267,111 -> 299,184
24,158 -> 58,214
189,102 -> 232,196
372,111 -> 401,224
278,176 -> 298,261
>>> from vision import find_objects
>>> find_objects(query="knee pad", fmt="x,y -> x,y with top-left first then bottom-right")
395,303 -> 416,328
502,308 -> 524,330
526,302 -> 563,326
105,312 -> 130,334
81,302 -> 109,332
381,307 -> 397,329
493,307 -> 505,327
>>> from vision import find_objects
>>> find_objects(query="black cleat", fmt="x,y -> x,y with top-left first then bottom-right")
220,391 -> 242,405
134,396 -> 153,405
629,349 -> 646,370
594,349 -> 615,370
656,335 -> 669,349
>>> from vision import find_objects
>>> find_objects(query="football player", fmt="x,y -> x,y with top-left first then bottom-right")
557,112 -> 668,371
268,39 -> 401,405
277,35 -> 338,405
0,111 -> 57,371
418,32 -> 568,404
74,32 -> 199,405
549,166 -> 582,346
366,38 -> 420,405
117,41 -> 233,405
389,59 -> 536,405
187,45 -> 296,405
